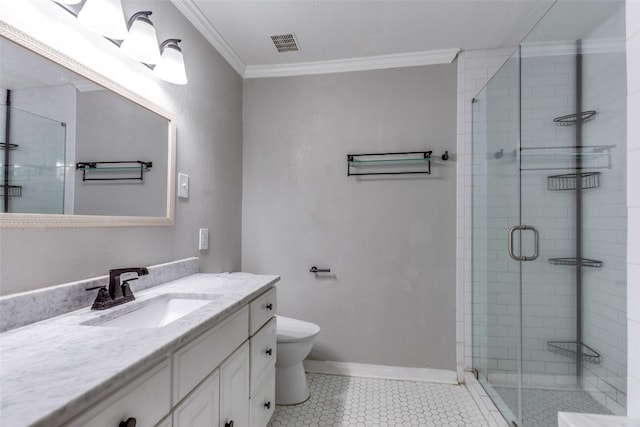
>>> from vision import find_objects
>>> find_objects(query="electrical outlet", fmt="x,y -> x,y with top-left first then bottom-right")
199,228 -> 208,250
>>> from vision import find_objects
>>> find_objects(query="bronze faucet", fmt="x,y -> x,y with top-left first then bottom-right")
87,267 -> 149,310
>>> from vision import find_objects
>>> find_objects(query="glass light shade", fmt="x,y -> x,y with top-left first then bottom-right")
154,44 -> 187,85
78,0 -> 127,40
121,17 -> 161,64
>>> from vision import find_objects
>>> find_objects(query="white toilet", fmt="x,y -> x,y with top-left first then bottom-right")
275,315 -> 321,405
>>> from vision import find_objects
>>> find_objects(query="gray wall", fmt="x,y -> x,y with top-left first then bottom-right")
75,90 -> 168,217
242,65 -> 457,370
0,1 -> 243,295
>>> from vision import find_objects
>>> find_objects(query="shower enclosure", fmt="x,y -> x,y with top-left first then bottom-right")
1,93 -> 67,214
472,1 -> 627,426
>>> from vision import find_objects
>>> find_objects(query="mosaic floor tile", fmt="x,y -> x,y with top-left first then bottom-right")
493,386 -> 611,427
268,373 -> 489,426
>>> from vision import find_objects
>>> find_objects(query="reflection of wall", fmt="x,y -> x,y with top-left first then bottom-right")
10,85 -> 76,214
0,0 -> 242,294
74,90 -> 167,217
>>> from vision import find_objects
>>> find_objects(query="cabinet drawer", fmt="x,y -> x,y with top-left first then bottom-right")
250,366 -> 276,427
250,317 -> 277,394
249,287 -> 277,335
173,306 -> 249,403
65,359 -> 171,427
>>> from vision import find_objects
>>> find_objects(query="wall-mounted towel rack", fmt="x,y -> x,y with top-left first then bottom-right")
76,161 -> 152,181
347,150 -> 446,176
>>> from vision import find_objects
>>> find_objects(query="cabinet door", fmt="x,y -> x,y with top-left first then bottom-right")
220,342 -> 250,427
173,370 -> 220,427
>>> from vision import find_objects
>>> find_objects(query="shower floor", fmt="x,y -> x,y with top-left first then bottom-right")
493,386 -> 612,427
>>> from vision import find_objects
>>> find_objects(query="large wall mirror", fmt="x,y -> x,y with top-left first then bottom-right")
0,22 -> 175,227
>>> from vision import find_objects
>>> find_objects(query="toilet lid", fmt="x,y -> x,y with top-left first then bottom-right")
276,315 -> 321,342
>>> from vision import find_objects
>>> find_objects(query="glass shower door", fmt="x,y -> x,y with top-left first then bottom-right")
472,1 -> 627,425
472,53 -> 521,426
518,1 -> 627,423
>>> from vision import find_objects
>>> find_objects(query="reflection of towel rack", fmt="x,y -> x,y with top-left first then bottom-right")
76,161 -> 152,181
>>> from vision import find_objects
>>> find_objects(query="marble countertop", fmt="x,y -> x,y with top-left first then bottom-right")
0,272 -> 279,427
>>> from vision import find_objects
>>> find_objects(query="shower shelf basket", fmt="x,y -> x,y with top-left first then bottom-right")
0,142 -> 19,150
0,185 -> 22,198
547,172 -> 600,191
547,341 -> 601,364
548,257 -> 602,268
553,110 -> 596,126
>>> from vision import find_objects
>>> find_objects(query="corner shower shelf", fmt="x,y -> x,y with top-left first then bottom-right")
0,142 -> 19,150
548,258 -> 602,268
547,172 -> 600,191
0,185 -> 22,198
553,110 -> 596,126
76,161 -> 152,182
346,151 -> 432,176
547,341 -> 601,364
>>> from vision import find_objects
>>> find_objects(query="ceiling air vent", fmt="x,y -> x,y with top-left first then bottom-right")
270,33 -> 299,53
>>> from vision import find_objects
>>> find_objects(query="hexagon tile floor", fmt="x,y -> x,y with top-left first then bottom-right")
267,373 -> 489,426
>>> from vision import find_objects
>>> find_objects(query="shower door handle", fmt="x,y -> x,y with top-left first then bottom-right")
508,225 -> 539,261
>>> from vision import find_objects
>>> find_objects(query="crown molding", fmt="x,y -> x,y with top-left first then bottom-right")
169,0 -> 246,76
170,0 -> 459,79
243,48 -> 461,79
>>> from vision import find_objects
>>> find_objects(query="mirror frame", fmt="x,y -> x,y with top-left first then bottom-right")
0,20 -> 176,228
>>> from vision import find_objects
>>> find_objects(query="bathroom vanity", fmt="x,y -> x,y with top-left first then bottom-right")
0,263 -> 278,427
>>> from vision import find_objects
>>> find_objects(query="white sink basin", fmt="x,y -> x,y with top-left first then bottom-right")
97,298 -> 212,328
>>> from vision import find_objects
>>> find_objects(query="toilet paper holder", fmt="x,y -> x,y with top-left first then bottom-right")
309,266 -> 331,274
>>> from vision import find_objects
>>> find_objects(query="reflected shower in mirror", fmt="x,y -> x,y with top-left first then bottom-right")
0,32 -> 174,222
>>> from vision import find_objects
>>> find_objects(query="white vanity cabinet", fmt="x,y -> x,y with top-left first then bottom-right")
64,287 -> 277,427
248,287 -> 278,427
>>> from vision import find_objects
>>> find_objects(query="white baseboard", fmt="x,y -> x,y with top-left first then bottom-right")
303,360 -> 458,385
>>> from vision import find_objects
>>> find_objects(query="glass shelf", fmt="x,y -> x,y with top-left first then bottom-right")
348,158 -> 430,165
76,161 -> 152,181
346,151 -> 432,176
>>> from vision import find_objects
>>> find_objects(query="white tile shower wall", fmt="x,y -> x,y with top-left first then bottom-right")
10,86 -> 76,214
457,48 -> 515,382
579,37 -> 627,413
626,0 -> 640,419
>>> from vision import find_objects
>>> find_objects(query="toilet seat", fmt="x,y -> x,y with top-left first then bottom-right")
276,315 -> 321,343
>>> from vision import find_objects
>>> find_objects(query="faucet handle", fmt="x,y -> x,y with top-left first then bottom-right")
121,278 -> 138,298
87,286 -> 112,310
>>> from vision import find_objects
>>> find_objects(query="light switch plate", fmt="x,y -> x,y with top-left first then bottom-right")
178,173 -> 189,198
199,228 -> 208,250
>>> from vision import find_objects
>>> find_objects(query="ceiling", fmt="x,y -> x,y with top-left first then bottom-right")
170,0 -> 556,78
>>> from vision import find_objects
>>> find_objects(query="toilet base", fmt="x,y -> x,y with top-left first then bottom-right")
275,362 -> 309,405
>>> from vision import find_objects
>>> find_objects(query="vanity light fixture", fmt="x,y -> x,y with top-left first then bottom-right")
153,39 -> 188,85
120,11 -> 161,64
52,0 -> 187,85
77,0 -> 127,40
